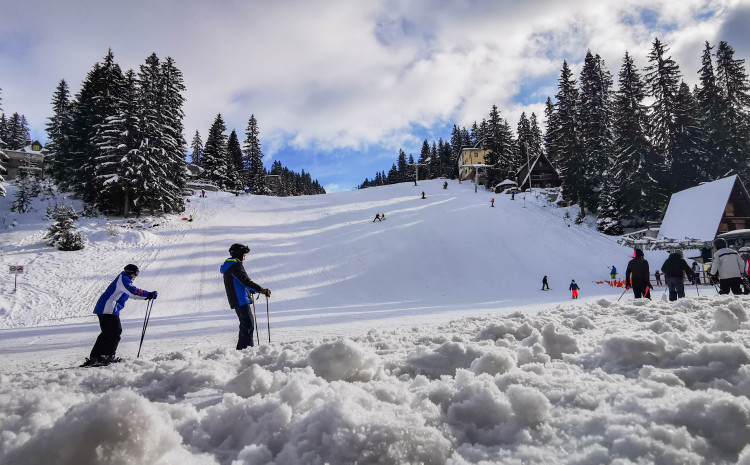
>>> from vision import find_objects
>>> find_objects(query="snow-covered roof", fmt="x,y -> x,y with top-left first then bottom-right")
495,179 -> 517,187
658,175 -> 737,241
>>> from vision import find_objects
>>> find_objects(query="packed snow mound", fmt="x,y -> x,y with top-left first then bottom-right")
4,295 -> 750,464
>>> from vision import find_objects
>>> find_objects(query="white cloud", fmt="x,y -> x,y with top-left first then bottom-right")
0,0 -> 744,163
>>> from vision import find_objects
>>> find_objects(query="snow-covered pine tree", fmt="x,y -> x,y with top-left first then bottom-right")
201,114 -> 230,189
645,38 -> 681,168
612,51 -> 665,220
578,51 -> 613,212
243,115 -> 266,194
529,113 -> 543,161
190,131 -> 203,166
45,79 -> 72,179
597,169 -> 624,235
696,41 -> 728,180
158,56 -> 188,210
671,82 -> 708,190
227,130 -> 245,190
11,178 -> 32,213
551,61 -> 581,205
543,97 -> 560,168
7,113 -> 29,150
396,149 -> 409,183
45,204 -> 84,251
715,40 -> 750,181
0,87 -> 7,197
94,69 -> 139,215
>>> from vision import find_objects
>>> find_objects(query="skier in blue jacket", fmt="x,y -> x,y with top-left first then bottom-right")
82,264 -> 157,367
221,243 -> 271,350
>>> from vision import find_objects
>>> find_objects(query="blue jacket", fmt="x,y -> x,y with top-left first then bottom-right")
93,272 -> 151,315
569,282 -> 580,291
611,267 -> 617,275
220,258 -> 263,308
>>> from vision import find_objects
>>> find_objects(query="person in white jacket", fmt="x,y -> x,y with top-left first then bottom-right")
710,238 -> 745,295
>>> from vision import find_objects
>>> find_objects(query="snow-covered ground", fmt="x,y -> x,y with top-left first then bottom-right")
4,179 -> 750,464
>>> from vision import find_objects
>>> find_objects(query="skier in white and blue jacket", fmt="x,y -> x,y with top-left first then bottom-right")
221,243 -> 271,350
82,264 -> 157,367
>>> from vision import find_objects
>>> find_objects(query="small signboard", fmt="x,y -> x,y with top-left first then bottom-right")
9,265 -> 24,274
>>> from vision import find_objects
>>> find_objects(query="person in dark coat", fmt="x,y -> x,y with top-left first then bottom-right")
421,191 -> 426,199
220,243 -> 271,350
542,276 -> 549,290
654,270 -> 662,286
83,264 -> 157,367
610,266 -> 617,280
625,249 -> 651,299
661,250 -> 694,301
373,213 -> 382,222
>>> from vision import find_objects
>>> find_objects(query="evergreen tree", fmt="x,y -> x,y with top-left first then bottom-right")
715,40 -> 750,180
227,129 -> 245,189
672,82 -> 708,189
45,79 -> 72,169
0,87 -> 6,197
190,131 -> 203,166
596,169 -> 624,235
158,56 -> 188,208
543,97 -> 560,167
551,61 -> 581,204
7,113 -> 29,149
529,113 -> 543,160
45,204 -> 84,251
396,149 -> 408,183
696,41 -> 727,179
243,114 -> 266,194
578,51 -> 613,211
202,114 -> 230,188
645,38 -> 681,167
612,51 -> 665,219
11,178 -> 33,213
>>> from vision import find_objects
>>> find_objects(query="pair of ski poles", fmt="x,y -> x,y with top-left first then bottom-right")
251,292 -> 271,345
137,298 -> 155,358
617,285 -> 651,301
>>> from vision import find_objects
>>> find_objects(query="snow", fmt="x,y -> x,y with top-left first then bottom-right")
3,179 -> 750,464
658,175 -> 737,242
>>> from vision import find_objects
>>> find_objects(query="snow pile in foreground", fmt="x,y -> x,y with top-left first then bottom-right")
4,295 -> 750,464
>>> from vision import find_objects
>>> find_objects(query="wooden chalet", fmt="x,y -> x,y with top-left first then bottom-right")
515,153 -> 561,191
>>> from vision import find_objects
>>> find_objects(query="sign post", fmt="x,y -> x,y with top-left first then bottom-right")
9,265 -> 24,292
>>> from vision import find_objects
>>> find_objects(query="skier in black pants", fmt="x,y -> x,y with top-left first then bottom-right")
661,250 -> 694,301
82,264 -> 157,367
542,276 -> 549,290
626,249 -> 651,299
710,238 -> 745,295
220,243 -> 271,350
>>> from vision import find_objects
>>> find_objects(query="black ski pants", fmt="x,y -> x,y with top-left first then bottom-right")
719,277 -> 743,295
665,276 -> 685,301
90,314 -> 122,359
234,304 -> 255,350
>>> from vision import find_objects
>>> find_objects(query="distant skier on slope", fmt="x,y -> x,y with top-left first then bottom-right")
421,191 -> 426,199
443,181 -> 448,189
710,238 -> 745,295
491,198 -> 495,207
569,280 -> 579,299
82,264 -> 158,367
221,243 -> 271,350
626,249 -> 651,299
654,270 -> 662,286
542,276 -> 549,290
610,266 -> 617,280
373,213 -> 382,222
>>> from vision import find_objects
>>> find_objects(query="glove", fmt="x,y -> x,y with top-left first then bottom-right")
262,288 -> 271,298
147,291 -> 158,300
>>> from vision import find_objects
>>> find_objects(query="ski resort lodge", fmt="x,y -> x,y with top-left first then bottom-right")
658,175 -> 750,244
457,147 -> 490,181
3,141 -> 46,179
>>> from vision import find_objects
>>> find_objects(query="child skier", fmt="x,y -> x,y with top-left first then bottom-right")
82,264 -> 158,367
221,243 -> 272,350
491,198 -> 495,207
569,280 -> 580,299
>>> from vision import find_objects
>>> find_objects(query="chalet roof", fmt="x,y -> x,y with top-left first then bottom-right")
517,153 -> 560,187
658,175 -> 745,241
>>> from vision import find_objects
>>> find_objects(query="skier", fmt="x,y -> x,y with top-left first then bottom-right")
661,250 -> 694,301
569,280 -> 580,299
654,270 -> 662,286
542,276 -> 549,290
201,190 -> 205,198
381,213 -> 386,220
491,198 -> 495,207
421,191 -> 426,199
625,249 -> 651,299
710,238 -> 745,295
373,213 -> 382,222
511,191 -> 515,200
220,243 -> 272,350
443,181 -> 448,189
82,264 -> 158,367
610,266 -> 617,280
188,215 -> 194,222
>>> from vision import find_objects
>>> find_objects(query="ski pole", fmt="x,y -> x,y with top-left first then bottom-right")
251,293 -> 260,347
266,294 -> 271,344
137,299 -> 154,358
617,287 -> 628,301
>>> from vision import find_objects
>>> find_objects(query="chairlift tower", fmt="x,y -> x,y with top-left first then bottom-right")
408,157 -> 431,186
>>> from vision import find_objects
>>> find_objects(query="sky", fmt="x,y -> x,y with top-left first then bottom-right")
1,0 -> 749,192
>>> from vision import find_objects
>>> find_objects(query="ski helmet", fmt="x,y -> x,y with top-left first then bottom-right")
124,264 -> 140,276
229,243 -> 250,259
714,238 -> 728,250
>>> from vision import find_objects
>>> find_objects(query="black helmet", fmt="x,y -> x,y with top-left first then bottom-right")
229,243 -> 250,259
124,264 -> 139,276
714,238 -> 728,250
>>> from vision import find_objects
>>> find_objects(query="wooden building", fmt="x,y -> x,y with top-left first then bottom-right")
515,153 -> 561,191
